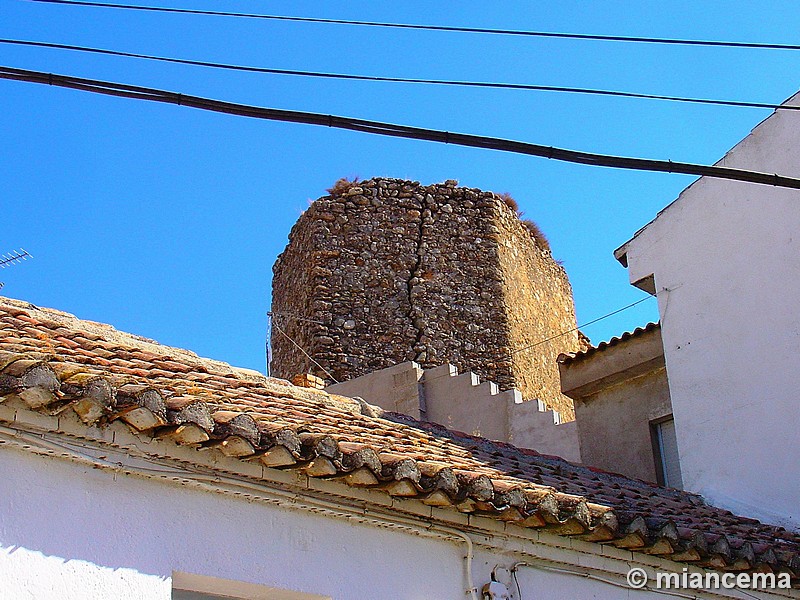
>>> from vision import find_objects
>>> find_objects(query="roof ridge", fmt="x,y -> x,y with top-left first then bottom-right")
0,296 -> 372,417
2,298 -> 799,577
558,321 -> 660,365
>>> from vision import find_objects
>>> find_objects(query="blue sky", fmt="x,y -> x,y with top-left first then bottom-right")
2,0 -> 800,373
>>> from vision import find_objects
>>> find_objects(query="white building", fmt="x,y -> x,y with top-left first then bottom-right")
0,296 -> 798,599
614,92 -> 800,531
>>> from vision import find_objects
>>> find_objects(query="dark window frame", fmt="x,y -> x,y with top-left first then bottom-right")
650,415 -> 678,488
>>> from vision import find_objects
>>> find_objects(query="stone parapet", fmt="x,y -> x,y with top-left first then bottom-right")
327,361 -> 581,462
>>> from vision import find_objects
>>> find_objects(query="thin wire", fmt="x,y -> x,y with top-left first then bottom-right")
267,310 -> 326,325
271,318 -> 339,383
265,313 -> 272,377
512,567 -> 523,599
509,295 -> 653,357
25,0 -> 800,52
1,38 -> 796,112
4,65 -> 800,190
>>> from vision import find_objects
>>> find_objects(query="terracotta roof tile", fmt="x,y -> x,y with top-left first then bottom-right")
558,321 -> 660,365
0,297 -> 798,580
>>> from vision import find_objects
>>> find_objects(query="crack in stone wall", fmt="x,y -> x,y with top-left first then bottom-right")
271,177 -> 585,419
405,198 -> 426,361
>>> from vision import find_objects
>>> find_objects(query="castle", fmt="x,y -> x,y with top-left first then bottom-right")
271,177 -> 585,418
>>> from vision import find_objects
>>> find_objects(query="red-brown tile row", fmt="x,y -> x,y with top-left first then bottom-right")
0,299 -> 798,581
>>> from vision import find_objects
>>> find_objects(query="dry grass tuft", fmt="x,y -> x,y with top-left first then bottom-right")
498,192 -> 551,252
522,219 -> 551,252
327,176 -> 360,195
497,192 -> 519,214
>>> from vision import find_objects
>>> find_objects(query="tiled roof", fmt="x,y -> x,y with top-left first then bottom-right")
558,322 -> 661,365
1,297 -> 798,579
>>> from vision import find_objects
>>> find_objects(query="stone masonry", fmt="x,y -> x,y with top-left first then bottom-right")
271,178 -> 586,419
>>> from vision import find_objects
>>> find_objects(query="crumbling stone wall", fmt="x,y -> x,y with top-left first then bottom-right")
271,177 -> 584,418
494,202 -> 584,418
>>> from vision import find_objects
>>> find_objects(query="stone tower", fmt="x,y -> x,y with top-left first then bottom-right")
271,178 -> 585,418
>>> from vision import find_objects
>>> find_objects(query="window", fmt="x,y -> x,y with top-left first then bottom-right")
651,416 -> 683,489
173,592 -> 233,600
172,572 -> 331,600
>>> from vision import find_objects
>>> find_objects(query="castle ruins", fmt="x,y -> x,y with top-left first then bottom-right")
271,177 -> 585,419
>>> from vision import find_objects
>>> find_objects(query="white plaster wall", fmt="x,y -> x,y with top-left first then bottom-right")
0,444 -> 682,600
328,362 -> 582,461
571,369 -> 671,484
0,444 -> 465,600
509,402 -> 580,462
327,361 -> 424,419
423,363 -> 514,441
622,94 -> 800,529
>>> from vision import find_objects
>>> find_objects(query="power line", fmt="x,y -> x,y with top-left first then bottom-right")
508,295 -> 653,357
25,0 -> 800,52
2,38 -> 797,112
3,64 -> 800,189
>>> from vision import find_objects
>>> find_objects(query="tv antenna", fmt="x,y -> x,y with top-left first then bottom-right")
0,248 -> 33,290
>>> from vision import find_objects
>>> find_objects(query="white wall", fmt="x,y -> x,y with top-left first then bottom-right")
0,442 -> 704,600
620,94 -> 800,529
0,444 -> 464,600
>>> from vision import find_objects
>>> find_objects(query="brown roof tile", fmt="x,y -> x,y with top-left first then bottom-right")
558,321 -> 660,365
0,297 -> 797,580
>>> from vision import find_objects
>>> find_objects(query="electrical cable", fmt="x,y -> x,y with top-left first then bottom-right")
2,38 -> 798,112
271,318 -> 339,383
24,0 -> 800,53
508,295 -> 653,357
453,530 -> 480,600
3,65 -> 800,190
267,311 -> 326,325
512,566 -> 523,599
